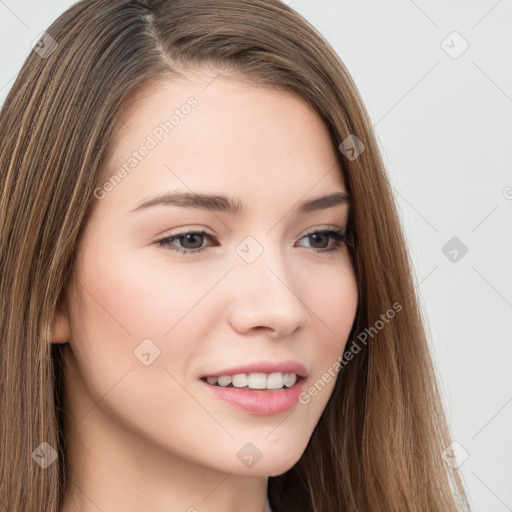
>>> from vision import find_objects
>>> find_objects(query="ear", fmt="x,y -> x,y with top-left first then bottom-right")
51,295 -> 71,344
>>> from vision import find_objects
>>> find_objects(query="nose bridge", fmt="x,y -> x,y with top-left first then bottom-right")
228,234 -> 310,335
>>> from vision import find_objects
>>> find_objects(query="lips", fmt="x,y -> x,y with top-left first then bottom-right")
199,368 -> 307,415
198,360 -> 308,414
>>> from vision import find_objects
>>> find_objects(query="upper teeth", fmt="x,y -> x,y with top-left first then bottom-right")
206,372 -> 297,390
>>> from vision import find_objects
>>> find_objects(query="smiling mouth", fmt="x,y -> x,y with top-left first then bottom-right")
200,372 -> 304,391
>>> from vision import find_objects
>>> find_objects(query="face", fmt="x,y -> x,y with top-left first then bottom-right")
54,71 -> 358,478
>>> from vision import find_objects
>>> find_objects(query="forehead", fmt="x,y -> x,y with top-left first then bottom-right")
99,73 -> 347,214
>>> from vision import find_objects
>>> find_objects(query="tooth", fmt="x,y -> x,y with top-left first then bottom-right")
283,373 -> 297,387
247,372 -> 267,389
217,375 -> 232,387
266,372 -> 284,389
232,373 -> 248,387
209,372 -> 298,389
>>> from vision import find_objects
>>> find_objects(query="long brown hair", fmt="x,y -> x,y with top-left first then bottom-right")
0,1 -> 470,510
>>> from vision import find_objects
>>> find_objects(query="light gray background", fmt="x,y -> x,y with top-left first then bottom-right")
1,1 -> 511,510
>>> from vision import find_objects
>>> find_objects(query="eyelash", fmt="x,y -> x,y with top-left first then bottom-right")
155,226 -> 349,256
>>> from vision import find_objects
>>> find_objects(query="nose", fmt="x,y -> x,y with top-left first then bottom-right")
226,244 -> 310,338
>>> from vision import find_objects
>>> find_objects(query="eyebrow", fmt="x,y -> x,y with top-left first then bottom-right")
129,190 -> 351,215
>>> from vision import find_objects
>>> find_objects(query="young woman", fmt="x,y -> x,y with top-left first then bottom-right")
0,0 -> 470,511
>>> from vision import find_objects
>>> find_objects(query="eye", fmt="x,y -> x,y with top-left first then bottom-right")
156,229 -> 220,255
296,227 -> 349,254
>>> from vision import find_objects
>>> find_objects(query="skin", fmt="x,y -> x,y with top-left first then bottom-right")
52,69 -> 358,512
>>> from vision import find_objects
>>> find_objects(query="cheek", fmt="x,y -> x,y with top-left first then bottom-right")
307,260 -> 358,354
65,249 -> 222,444
70,242 -> 216,355
299,263 -> 358,406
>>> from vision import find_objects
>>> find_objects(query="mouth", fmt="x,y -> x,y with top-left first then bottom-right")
200,372 -> 305,391
198,371 -> 307,415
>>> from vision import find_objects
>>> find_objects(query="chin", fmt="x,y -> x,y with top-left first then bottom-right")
238,445 -> 306,477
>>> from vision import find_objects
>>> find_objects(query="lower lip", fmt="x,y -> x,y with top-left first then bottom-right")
199,377 -> 306,416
